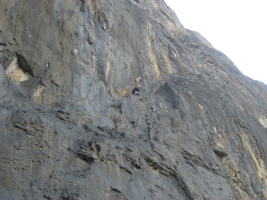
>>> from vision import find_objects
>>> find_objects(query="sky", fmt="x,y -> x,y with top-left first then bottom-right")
164,0 -> 267,84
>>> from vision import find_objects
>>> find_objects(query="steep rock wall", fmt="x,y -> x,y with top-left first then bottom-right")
0,0 -> 267,199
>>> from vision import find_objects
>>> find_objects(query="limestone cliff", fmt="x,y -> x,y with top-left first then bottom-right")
0,0 -> 267,199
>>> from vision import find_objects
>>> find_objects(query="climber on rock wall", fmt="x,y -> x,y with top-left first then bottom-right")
132,85 -> 141,96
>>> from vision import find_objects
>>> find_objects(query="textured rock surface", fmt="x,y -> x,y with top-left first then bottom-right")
0,0 -> 267,199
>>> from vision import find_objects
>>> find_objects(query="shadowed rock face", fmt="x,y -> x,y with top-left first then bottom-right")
0,0 -> 267,199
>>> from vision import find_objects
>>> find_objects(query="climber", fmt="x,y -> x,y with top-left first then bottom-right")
132,85 -> 141,96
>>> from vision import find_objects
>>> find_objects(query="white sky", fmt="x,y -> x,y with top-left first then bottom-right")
164,0 -> 267,84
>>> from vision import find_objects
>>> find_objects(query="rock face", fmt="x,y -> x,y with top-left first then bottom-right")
0,0 -> 267,199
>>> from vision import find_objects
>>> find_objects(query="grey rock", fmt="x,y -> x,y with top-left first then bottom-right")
0,0 -> 267,199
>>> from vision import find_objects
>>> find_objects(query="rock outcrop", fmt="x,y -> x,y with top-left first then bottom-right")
0,0 -> 267,199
